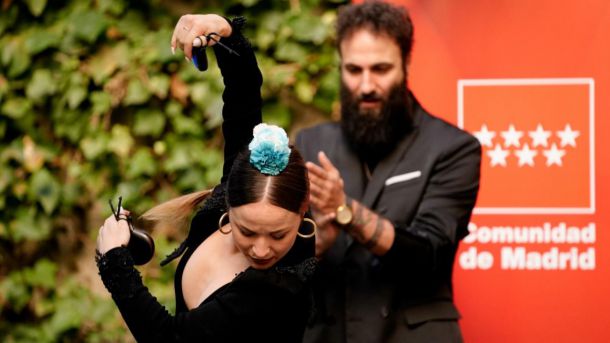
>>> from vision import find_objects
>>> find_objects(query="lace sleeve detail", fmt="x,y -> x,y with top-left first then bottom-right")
97,247 -> 144,301
275,257 -> 318,283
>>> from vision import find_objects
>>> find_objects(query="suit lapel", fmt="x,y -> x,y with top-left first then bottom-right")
361,124 -> 420,209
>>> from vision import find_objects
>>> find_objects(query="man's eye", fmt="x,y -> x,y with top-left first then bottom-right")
345,66 -> 361,74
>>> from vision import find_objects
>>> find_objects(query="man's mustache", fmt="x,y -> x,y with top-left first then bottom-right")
358,92 -> 382,102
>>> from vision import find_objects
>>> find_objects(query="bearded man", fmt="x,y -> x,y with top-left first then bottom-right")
295,2 -> 481,342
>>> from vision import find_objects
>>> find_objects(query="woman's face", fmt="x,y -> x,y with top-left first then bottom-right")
229,201 -> 301,269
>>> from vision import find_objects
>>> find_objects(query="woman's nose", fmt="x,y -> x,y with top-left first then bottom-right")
251,238 -> 270,257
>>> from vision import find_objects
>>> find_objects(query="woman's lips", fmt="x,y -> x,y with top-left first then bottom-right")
251,256 -> 274,265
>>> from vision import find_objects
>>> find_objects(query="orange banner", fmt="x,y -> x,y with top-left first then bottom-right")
392,0 -> 610,341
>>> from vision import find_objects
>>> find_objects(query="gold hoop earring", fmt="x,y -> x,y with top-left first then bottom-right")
297,218 -> 316,239
218,212 -> 232,234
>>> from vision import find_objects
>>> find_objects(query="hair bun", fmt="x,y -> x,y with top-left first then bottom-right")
248,123 -> 291,175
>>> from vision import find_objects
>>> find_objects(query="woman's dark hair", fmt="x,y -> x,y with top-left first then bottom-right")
227,146 -> 309,214
336,0 -> 414,65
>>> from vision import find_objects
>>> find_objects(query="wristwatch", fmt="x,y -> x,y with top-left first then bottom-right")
335,203 -> 353,226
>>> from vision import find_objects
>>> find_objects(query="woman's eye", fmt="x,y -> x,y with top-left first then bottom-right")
240,228 -> 254,237
271,233 -> 286,240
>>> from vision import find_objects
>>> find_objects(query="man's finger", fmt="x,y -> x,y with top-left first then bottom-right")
309,181 -> 325,199
306,161 -> 327,179
309,193 -> 324,210
308,170 -> 326,188
315,212 -> 337,227
318,151 -> 337,173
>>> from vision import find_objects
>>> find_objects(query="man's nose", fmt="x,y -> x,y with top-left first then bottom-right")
359,70 -> 375,94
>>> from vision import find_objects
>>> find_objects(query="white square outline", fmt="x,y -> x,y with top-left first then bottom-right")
457,78 -> 595,215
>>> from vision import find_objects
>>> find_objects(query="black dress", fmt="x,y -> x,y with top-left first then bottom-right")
97,18 -> 316,342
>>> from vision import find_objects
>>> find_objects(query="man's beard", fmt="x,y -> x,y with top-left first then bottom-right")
340,81 -> 413,164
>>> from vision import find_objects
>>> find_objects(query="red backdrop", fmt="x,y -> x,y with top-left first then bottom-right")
386,0 -> 610,341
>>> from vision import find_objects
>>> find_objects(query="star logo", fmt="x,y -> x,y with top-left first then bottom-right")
500,124 -> 523,147
556,124 -> 580,147
474,123 -> 578,168
543,143 -> 566,166
528,124 -> 551,147
473,124 -> 496,147
487,144 -> 509,167
514,144 -> 537,167
458,77 -> 594,214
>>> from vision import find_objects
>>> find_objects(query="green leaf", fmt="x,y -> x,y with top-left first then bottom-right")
91,91 -> 112,114
1,97 -> 32,119
126,148 -> 157,178
148,74 -> 170,99
87,42 -> 130,85
70,10 -> 108,43
123,77 -> 152,106
10,207 -> 52,242
2,38 -> 32,78
65,86 -> 87,109
23,259 -> 57,289
0,272 -> 31,311
24,0 -> 47,16
26,69 -> 57,103
48,296 -> 84,335
52,108 -> 88,143
134,109 -> 166,137
171,113 -> 202,136
290,15 -> 329,44
25,27 -> 61,54
108,125 -> 134,158
80,135 -> 108,160
274,41 -> 309,63
29,169 -> 61,214
99,0 -> 127,16
295,79 -> 315,103
115,10 -> 148,40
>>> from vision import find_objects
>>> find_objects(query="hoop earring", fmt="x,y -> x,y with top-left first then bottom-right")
218,212 -> 232,234
297,218 -> 316,239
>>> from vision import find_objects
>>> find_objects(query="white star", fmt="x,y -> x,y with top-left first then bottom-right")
487,144 -> 509,167
514,144 -> 537,167
556,124 -> 580,147
501,124 -> 523,147
473,124 -> 496,147
528,124 -> 551,147
543,143 -> 566,166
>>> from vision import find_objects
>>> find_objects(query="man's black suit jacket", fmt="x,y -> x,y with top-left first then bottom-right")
296,99 -> 481,343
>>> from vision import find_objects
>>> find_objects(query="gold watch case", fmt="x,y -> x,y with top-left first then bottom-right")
336,204 -> 353,226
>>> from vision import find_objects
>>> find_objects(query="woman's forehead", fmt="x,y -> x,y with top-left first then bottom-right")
230,201 -> 299,230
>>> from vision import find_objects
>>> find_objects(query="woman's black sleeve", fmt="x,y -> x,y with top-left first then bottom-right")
213,18 -> 263,184
98,247 -> 307,342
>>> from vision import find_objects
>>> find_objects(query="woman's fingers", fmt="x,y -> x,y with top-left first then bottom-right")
171,14 -> 231,59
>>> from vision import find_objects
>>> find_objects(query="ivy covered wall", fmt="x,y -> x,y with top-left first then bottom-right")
0,0 -> 344,341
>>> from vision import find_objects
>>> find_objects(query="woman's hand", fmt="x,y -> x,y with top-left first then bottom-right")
96,210 -> 131,255
171,14 -> 232,60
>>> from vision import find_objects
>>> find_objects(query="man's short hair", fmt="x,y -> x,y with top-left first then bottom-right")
336,1 -> 414,65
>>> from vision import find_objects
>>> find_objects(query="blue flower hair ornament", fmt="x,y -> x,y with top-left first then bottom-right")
248,123 -> 291,175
